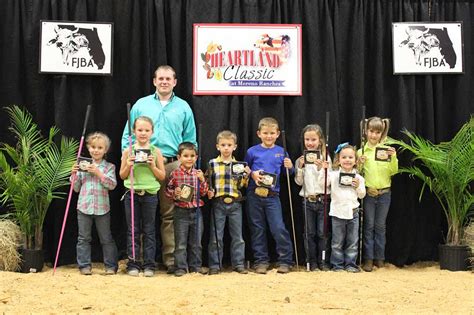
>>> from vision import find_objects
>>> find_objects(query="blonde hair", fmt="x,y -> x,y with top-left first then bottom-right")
258,117 -> 279,131
86,132 -> 111,151
361,116 -> 390,143
332,144 -> 357,169
216,130 -> 237,144
154,65 -> 176,79
301,124 -> 327,159
133,116 -> 154,131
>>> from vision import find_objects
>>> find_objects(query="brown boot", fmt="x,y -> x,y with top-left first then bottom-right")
374,260 -> 385,268
362,260 -> 373,272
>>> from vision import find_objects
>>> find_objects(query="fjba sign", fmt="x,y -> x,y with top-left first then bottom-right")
193,24 -> 302,95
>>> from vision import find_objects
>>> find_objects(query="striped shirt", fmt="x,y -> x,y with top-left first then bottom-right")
72,160 -> 117,215
207,156 -> 249,198
166,165 -> 209,208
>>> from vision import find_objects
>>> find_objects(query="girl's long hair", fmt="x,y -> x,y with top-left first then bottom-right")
300,124 -> 327,159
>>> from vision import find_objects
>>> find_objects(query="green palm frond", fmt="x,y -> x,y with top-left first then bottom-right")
388,117 -> 474,245
0,105 -> 79,249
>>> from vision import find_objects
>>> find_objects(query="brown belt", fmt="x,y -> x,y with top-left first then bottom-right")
367,187 -> 390,197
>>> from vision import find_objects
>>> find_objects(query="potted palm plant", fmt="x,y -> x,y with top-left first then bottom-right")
389,117 -> 473,271
0,105 -> 78,272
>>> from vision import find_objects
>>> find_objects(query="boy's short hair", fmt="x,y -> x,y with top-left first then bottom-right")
258,117 -> 279,131
178,142 -> 198,155
216,130 -> 237,144
154,65 -> 177,79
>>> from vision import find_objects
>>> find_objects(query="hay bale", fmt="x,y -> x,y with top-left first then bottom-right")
0,220 -> 21,271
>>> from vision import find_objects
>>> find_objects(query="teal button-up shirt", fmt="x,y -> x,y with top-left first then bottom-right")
121,93 -> 197,157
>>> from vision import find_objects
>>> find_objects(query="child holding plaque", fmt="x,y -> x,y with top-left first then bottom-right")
358,117 -> 398,272
320,143 -> 366,272
166,142 -> 209,276
245,117 -> 294,274
294,124 -> 332,271
120,116 -> 166,277
207,130 -> 250,275
71,132 -> 118,275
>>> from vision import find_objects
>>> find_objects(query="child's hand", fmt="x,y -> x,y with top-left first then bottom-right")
207,189 -> 215,199
283,157 -> 293,169
146,154 -> 155,167
244,166 -> 251,176
174,187 -> 182,199
387,146 -> 396,156
298,156 -> 305,168
352,177 -> 360,188
127,155 -> 136,167
314,159 -> 324,169
358,155 -> 367,164
87,163 -> 102,178
252,170 -> 264,185
321,161 -> 330,169
71,163 -> 79,175
197,170 -> 205,182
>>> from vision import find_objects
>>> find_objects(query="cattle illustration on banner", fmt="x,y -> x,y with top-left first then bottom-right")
194,24 -> 302,95
392,22 -> 464,74
39,21 -> 113,75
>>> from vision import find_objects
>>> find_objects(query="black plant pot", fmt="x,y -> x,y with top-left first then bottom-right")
438,244 -> 470,271
19,248 -> 44,273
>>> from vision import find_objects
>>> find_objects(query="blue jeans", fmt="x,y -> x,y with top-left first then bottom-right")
76,211 -> 117,270
363,192 -> 391,261
173,207 -> 203,271
208,199 -> 245,269
124,192 -> 158,270
303,199 -> 331,267
246,191 -> 293,266
330,212 -> 359,269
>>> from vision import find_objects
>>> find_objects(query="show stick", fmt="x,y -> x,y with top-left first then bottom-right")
127,102 -> 136,261
195,124 -> 203,272
208,164 -> 221,270
322,111 -> 330,267
302,165 -> 310,271
281,130 -> 299,270
358,105 -> 366,266
53,104 -> 91,275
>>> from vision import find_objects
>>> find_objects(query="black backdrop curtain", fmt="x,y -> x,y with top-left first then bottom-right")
0,0 -> 472,267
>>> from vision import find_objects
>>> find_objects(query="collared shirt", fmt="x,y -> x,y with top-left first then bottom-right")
121,92 -> 197,157
319,168 -> 366,220
207,156 -> 249,199
245,144 -> 294,193
166,165 -> 209,208
357,143 -> 398,189
72,160 -> 117,215
294,156 -> 332,196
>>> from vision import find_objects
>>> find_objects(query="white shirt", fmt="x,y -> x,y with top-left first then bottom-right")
294,157 -> 331,196
319,168 -> 366,220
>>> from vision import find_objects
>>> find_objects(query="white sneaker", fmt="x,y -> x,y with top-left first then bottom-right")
127,269 -> 139,277
143,269 -> 154,277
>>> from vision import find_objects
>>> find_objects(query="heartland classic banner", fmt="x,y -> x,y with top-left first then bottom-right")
193,24 -> 302,95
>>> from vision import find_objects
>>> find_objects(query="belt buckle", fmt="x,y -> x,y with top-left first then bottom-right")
307,196 -> 318,203
223,197 -> 233,204
136,190 -> 145,196
255,187 -> 269,198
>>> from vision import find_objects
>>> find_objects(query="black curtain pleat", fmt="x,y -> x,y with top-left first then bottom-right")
0,0 -> 472,267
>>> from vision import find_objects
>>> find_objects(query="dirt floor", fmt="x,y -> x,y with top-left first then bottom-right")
0,261 -> 472,314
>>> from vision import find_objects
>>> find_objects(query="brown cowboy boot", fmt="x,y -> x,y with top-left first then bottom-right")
362,260 -> 373,272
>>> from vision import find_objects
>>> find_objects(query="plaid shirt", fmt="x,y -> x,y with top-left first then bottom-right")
71,160 -> 117,215
166,165 -> 209,208
207,156 -> 249,198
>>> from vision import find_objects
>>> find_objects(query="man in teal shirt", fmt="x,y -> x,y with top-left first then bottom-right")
122,65 -> 196,272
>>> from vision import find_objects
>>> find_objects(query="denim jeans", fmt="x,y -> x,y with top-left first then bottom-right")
303,199 -> 331,267
174,207 -> 203,271
246,191 -> 293,266
363,192 -> 391,261
330,212 -> 359,269
208,199 -> 245,269
124,192 -> 158,270
76,211 -> 118,270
